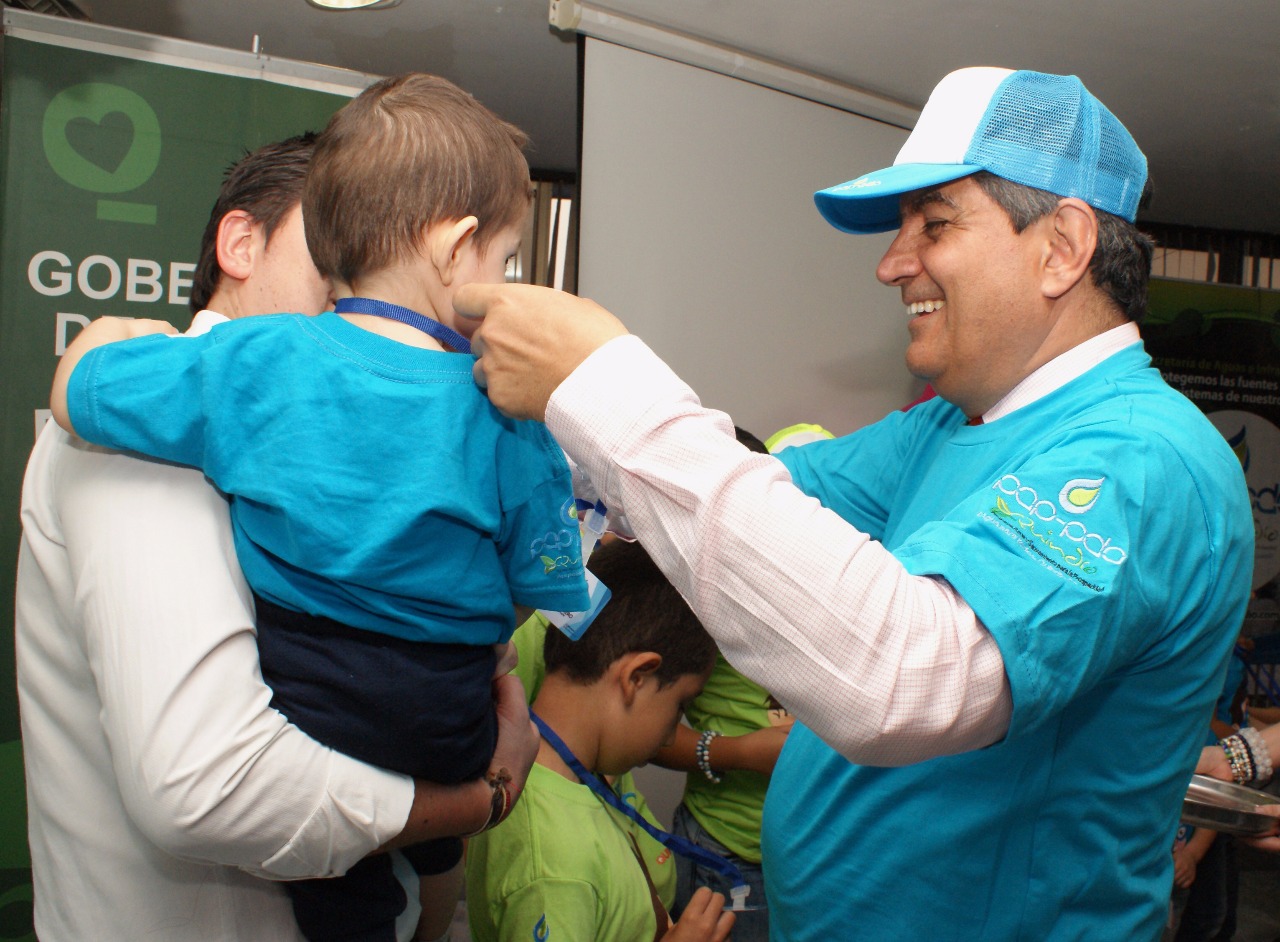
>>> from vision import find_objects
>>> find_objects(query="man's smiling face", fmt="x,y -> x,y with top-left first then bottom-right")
875,176 -> 1057,418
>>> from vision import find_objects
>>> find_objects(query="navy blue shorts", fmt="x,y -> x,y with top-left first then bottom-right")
255,596 -> 500,940
254,594 -> 498,784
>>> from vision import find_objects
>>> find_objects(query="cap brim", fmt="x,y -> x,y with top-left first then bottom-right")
814,163 -> 983,234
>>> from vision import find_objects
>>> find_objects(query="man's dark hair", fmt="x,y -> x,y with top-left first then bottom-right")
189,132 -> 318,313
971,171 -> 1155,324
543,539 -> 716,689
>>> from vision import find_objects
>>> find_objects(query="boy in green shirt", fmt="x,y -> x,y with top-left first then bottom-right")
466,539 -> 736,942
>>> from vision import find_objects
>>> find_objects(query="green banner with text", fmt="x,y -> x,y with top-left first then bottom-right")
1145,278 -> 1280,643
0,22 -> 363,938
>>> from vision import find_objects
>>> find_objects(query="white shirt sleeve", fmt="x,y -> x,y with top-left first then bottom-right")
28,428 -> 413,879
546,336 -> 1012,765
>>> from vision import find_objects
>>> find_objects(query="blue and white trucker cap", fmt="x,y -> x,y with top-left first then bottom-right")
814,67 -> 1148,234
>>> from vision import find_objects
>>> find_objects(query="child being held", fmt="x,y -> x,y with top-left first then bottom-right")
466,538 -> 736,942
51,73 -> 589,942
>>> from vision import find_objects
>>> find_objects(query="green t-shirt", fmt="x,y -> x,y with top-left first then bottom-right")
681,653 -> 782,863
466,763 -> 675,942
511,611 -> 551,702
506,613 -> 677,908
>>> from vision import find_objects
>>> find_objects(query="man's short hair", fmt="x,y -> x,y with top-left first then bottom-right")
304,72 -> 532,285
971,171 -> 1155,324
189,133 -> 318,314
543,539 -> 716,688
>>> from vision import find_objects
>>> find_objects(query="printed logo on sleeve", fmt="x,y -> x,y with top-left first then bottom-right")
530,527 -> 581,575
982,473 -> 1128,591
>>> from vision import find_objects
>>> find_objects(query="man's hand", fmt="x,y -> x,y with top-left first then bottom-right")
454,283 -> 627,421
1242,804 -> 1280,853
382,672 -> 540,850
490,672 -> 539,800
492,641 -> 519,679
665,887 -> 736,941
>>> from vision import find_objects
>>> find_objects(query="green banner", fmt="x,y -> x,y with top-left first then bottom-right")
1145,278 -> 1280,641
0,23 -> 362,938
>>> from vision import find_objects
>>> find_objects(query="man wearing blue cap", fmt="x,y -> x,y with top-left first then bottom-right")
454,67 -> 1254,939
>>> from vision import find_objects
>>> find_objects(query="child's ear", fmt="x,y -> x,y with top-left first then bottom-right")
617,652 -> 663,706
427,216 -> 480,286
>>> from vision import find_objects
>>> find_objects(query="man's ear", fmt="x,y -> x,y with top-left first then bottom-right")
1040,198 -> 1098,300
427,216 -> 480,287
616,651 -> 663,707
215,209 -> 260,283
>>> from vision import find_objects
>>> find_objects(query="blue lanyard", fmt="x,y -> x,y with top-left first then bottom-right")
333,296 -> 471,354
530,711 -> 750,909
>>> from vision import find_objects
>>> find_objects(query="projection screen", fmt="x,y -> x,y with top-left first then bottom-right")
577,37 -> 919,440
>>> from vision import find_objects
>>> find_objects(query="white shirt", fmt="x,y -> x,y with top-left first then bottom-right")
16,311 -> 413,941
549,327 -> 1139,765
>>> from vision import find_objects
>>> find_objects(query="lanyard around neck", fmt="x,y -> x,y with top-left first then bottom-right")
530,711 -> 750,908
333,296 -> 471,354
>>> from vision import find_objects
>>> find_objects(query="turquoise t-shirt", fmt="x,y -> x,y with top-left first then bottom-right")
67,313 -> 590,643
765,343 -> 1253,941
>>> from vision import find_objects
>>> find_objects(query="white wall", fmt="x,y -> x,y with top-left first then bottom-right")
578,38 -> 918,442
577,38 -> 916,824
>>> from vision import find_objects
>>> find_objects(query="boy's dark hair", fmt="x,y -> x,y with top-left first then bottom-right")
734,425 -> 768,455
304,72 -> 532,285
543,540 -> 716,689
189,133 -> 318,313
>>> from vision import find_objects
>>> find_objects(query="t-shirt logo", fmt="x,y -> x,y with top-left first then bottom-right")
533,914 -> 549,940
1058,477 -> 1105,514
990,473 -> 1129,570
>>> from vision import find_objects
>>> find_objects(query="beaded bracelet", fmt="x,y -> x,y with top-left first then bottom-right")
1221,734 -> 1256,786
696,730 -> 722,784
1239,726 -> 1274,785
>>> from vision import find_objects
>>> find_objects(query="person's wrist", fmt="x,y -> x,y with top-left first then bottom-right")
1222,733 -> 1258,785
465,767 -> 519,837
696,729 -> 722,783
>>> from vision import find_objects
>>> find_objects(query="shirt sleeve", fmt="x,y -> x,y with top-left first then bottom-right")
490,880 -> 602,942
495,424 -> 591,612
55,435 -> 414,878
546,336 -> 1011,766
66,329 -> 216,467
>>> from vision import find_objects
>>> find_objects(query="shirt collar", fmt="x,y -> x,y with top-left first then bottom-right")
187,309 -> 229,337
979,322 -> 1141,423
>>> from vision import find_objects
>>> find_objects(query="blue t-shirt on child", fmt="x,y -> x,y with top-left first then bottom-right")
67,311 -> 591,643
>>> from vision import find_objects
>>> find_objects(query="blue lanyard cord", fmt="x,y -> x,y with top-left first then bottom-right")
333,296 -> 472,354
530,711 -> 750,905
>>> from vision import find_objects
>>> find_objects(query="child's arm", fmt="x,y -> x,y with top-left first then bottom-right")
1172,827 -> 1216,889
51,317 -> 176,437
652,720 -> 793,778
495,430 -> 593,615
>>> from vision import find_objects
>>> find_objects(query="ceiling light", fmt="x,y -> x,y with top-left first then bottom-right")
305,0 -> 401,10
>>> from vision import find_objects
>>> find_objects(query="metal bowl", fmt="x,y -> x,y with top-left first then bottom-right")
1182,774 -> 1280,837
